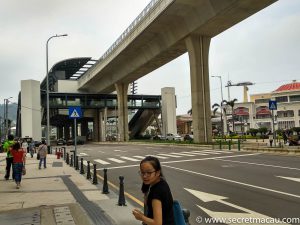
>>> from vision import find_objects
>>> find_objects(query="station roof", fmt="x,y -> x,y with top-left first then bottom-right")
41,57 -> 97,91
274,81 -> 300,92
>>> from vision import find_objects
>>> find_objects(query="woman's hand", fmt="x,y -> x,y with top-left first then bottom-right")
132,208 -> 144,221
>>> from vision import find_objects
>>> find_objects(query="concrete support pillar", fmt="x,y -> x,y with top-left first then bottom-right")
115,83 -> 129,141
185,35 -> 212,143
102,107 -> 108,141
81,120 -> 89,141
58,126 -> 64,139
64,126 -> 69,140
161,87 -> 177,136
93,109 -> 100,142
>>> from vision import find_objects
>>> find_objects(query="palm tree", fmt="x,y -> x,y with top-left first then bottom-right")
212,100 -> 227,136
223,98 -> 238,133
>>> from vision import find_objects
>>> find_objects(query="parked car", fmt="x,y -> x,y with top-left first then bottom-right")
56,138 -> 66,145
153,135 -> 166,140
166,133 -> 183,141
184,134 -> 194,141
67,139 -> 84,146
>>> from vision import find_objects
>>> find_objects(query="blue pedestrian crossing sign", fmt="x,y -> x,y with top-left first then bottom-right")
268,100 -> 277,110
69,106 -> 82,119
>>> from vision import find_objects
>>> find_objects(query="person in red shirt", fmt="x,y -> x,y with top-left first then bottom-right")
10,142 -> 26,189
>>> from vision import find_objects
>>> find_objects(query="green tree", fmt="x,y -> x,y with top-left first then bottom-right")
249,128 -> 258,137
212,101 -> 226,136
223,98 -> 238,133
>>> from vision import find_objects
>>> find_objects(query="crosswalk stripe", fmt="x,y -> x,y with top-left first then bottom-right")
94,159 -> 110,165
146,155 -> 168,159
108,158 -> 125,163
132,156 -> 145,159
83,160 -> 94,166
157,153 -> 181,158
181,151 -> 208,156
120,156 -> 140,162
78,153 -> 88,156
170,152 -> 197,157
191,150 -> 221,155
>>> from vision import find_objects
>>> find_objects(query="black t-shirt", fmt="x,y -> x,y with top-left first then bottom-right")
146,179 -> 174,225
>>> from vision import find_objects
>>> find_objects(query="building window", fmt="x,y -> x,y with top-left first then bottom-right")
290,95 -> 300,102
255,98 -> 270,104
275,96 -> 288,103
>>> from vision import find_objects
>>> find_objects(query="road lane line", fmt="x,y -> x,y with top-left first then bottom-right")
164,165 -> 300,199
94,159 -> 110,165
132,156 -> 145,159
170,152 -> 197,157
213,159 -> 300,171
181,151 -> 208,156
95,153 -> 260,170
158,153 -> 181,158
146,155 -> 168,159
107,158 -> 125,163
120,156 -> 140,162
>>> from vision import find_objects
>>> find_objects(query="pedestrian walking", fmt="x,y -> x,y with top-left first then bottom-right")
29,141 -> 35,158
21,140 -> 28,153
133,156 -> 174,225
38,140 -> 47,169
268,132 -> 274,147
3,134 -> 15,180
10,142 -> 26,189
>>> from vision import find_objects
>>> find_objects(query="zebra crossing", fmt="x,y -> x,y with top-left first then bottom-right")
81,150 -> 233,167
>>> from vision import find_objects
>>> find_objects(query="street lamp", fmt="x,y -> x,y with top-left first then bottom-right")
211,75 -> 225,136
46,34 -> 68,151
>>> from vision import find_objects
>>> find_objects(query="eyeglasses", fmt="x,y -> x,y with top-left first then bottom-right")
138,170 -> 156,177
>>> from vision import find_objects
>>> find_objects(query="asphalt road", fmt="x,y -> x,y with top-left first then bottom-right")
64,143 -> 300,225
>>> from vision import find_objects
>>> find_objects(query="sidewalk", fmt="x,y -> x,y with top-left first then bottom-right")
0,152 -> 141,225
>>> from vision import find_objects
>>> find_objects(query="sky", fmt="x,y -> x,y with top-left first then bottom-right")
0,0 -> 300,115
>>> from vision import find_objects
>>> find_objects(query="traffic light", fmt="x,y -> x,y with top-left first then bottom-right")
131,81 -> 137,95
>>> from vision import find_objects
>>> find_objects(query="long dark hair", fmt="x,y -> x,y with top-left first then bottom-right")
140,156 -> 165,193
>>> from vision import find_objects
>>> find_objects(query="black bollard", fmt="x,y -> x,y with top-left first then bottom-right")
66,153 -> 69,165
86,161 -> 91,179
70,154 -> 74,167
92,164 -> 98,184
102,168 -> 109,194
80,158 -> 85,174
118,176 -> 126,206
75,156 -> 79,170
182,209 -> 191,225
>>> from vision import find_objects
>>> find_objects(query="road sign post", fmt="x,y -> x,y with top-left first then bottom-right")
269,101 -> 277,147
69,106 -> 82,158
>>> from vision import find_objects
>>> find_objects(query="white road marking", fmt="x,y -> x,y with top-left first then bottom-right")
120,156 -> 140,162
107,158 -> 125,163
170,152 -> 197,157
132,156 -> 145,159
185,188 -> 289,225
114,149 -> 126,152
191,150 -> 222,155
97,153 -> 260,170
78,153 -> 88,156
146,154 -> 168,159
94,159 -> 110,165
214,159 -> 300,171
164,165 -> 300,199
83,160 -> 93,166
277,176 -> 300,182
181,151 -> 208,156
158,153 -> 181,158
